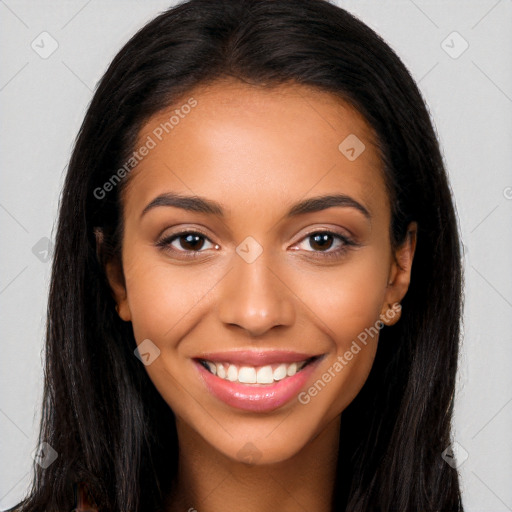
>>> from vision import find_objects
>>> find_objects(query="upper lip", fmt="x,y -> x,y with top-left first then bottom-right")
195,350 -> 321,366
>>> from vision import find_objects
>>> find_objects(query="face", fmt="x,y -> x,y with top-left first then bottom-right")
106,79 -> 416,465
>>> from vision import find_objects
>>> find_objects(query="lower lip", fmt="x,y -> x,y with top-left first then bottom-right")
194,358 -> 322,412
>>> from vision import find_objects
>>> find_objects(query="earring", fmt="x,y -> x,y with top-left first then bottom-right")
115,304 -> 119,314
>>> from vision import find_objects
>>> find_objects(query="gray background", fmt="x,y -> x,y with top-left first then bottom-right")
1,0 -> 511,510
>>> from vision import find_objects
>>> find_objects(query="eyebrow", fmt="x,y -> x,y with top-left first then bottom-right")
141,192 -> 371,220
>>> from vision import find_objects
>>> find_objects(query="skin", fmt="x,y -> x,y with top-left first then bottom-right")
106,78 -> 417,511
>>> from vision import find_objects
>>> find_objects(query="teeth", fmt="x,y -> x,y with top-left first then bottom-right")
216,364 -> 226,379
256,365 -> 274,384
273,364 -> 287,381
238,366 -> 257,383
286,362 -> 297,377
202,359 -> 311,384
227,364 -> 238,382
205,361 -> 217,375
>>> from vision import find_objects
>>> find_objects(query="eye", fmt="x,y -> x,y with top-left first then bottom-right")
156,229 -> 357,261
156,230 -> 218,258
293,231 -> 357,259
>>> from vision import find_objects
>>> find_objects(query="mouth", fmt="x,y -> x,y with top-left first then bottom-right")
193,351 -> 325,412
196,356 -> 320,385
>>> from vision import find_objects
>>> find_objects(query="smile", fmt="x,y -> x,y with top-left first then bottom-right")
193,351 -> 324,412
198,358 -> 316,384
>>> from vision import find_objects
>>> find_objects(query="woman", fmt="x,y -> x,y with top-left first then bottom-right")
9,0 -> 464,510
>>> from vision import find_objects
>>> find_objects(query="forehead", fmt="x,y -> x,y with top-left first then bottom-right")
122,79 -> 388,222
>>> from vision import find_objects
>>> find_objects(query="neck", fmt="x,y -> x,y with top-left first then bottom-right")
166,416 -> 340,512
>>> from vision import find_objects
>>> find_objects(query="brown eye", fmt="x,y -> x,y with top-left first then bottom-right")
294,230 -> 357,260
156,230 -> 218,259
308,232 -> 335,251
176,233 -> 207,251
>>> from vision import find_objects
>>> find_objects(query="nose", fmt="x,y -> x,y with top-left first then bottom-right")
217,252 -> 296,337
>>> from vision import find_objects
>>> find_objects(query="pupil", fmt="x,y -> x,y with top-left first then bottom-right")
181,234 -> 204,251
311,233 -> 332,251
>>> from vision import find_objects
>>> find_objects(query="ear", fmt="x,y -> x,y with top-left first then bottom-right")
379,221 -> 417,326
95,228 -> 132,322
105,259 -> 132,322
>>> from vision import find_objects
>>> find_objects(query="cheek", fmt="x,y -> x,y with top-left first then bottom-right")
291,250 -> 389,410
296,248 -> 389,344
122,247 -> 217,344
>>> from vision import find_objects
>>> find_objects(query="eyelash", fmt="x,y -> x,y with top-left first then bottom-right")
155,229 -> 358,261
